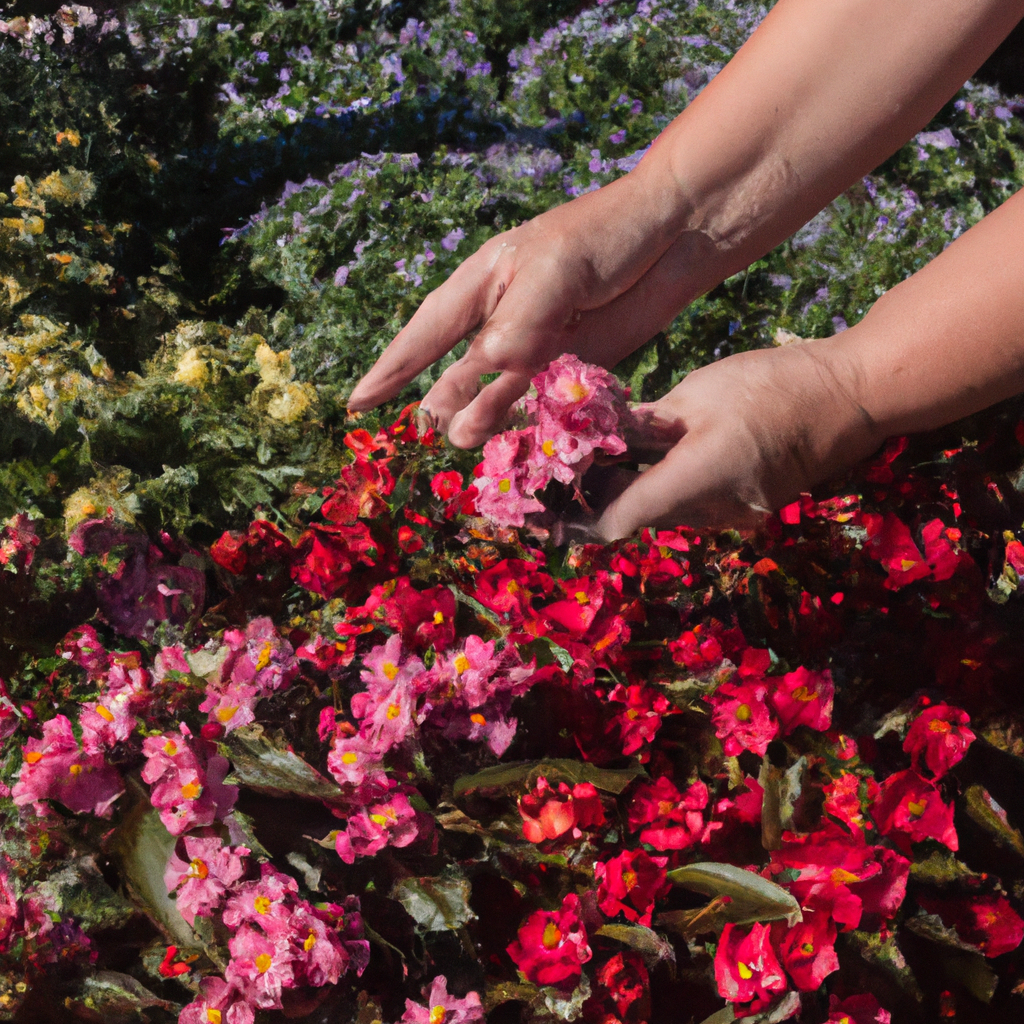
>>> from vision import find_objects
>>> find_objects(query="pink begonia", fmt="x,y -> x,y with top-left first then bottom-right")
326,733 -> 389,792
200,681 -> 260,735
474,356 -> 630,527
141,723 -> 237,835
706,679 -> 778,757
334,789 -> 420,864
768,666 -> 834,734
626,776 -> 718,850
221,616 -> 298,694
903,703 -> 975,777
351,635 -> 425,752
179,976 -> 255,1024
225,924 -> 296,1009
223,863 -> 299,935
12,714 -> 123,818
286,903 -> 352,987
79,695 -> 136,754
56,624 -> 108,678
164,835 -> 250,926
402,975 -> 484,1024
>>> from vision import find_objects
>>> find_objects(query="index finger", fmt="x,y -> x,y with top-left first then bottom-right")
347,238 -> 510,411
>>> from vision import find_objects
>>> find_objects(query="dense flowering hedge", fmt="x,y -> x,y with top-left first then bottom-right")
3,1 -> 1024,1023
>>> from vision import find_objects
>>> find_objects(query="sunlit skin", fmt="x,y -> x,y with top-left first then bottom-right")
349,0 -> 1024,538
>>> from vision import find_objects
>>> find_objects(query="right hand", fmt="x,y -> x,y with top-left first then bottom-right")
347,155 -> 720,449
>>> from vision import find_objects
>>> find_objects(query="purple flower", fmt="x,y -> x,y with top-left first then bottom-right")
609,129 -> 626,144
440,227 -> 465,251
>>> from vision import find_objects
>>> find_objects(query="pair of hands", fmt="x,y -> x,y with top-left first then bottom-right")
347,176 -> 882,539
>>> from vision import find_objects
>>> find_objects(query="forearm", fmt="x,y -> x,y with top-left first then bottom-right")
832,188 -> 1024,440
643,0 -> 1024,281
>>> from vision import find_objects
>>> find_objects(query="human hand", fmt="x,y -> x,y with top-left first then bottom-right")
347,158 -> 723,448
592,338 -> 882,539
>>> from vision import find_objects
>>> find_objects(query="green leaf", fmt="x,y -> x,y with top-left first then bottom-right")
391,869 -> 476,933
454,758 -> 645,799
106,798 -> 193,947
963,784 -> 1024,858
62,970 -> 179,1024
224,723 -> 345,802
666,862 -> 801,927
594,923 -> 676,967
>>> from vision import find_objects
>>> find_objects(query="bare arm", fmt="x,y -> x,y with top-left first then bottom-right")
348,0 -> 1024,452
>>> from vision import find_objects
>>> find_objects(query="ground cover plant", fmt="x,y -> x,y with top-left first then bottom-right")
3,1 -> 1024,1022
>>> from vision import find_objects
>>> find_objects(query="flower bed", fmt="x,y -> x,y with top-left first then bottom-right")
2,2 -> 1024,1023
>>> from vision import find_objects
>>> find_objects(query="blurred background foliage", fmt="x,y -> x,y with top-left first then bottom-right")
0,0 -> 1022,543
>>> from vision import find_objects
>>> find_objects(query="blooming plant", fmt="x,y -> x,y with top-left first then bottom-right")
2,2 -> 1024,1023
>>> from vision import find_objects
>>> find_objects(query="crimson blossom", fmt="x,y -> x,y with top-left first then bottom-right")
902,702 -> 975,777
507,892 -> 593,987
714,922 -> 787,1012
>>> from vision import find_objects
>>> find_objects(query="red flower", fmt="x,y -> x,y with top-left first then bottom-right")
768,666 -> 834,735
607,683 -> 671,759
595,849 -> 668,926
917,894 -> 1024,957
706,680 -> 777,757
826,994 -> 891,1023
519,777 -> 605,843
507,893 -> 592,988
874,769 -> 957,851
771,909 -> 838,991
626,776 -> 716,850
902,703 -> 975,777
822,772 -> 878,836
381,578 -> 456,653
862,512 -> 932,589
586,952 -> 650,1024
211,519 -> 294,575
714,922 -> 787,1011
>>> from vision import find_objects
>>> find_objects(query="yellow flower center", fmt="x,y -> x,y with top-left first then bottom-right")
498,479 -> 512,493
163,739 -> 178,756
542,921 -> 562,949
382,661 -> 399,681
929,719 -> 952,734
566,381 -> 589,403
180,781 -> 202,800
735,703 -> 752,722
470,713 -> 486,726
542,440 -> 555,457
574,591 -> 589,605
386,702 -> 401,720
791,685 -> 817,702
255,953 -> 272,974
304,929 -> 317,952
801,941 -> 814,955
341,751 -> 359,765
96,705 -> 115,722
657,800 -> 676,817
430,1007 -> 446,1024
830,868 -> 860,886
254,895 -> 271,915
433,611 -> 445,625
907,798 -> 927,818
188,858 -> 209,880
622,869 -> 638,891
370,813 -> 389,827
216,706 -> 238,723
207,1010 -> 222,1024
737,962 -> 753,980
454,653 -> 470,674
24,751 -> 43,765
255,643 -> 273,672
69,763 -> 83,775
626,708 -> 640,720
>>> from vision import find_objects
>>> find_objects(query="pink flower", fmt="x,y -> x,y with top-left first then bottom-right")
626,776 -> 716,850
874,769 -> 958,851
474,431 -> 546,528
56,624 -> 108,678
221,617 -> 298,696
179,977 -> 255,1024
401,975 -> 484,1024
595,849 -> 669,926
334,790 -> 420,864
12,715 -> 123,818
768,666 -> 834,734
287,902 -> 353,987
164,836 -> 249,926
351,635 -> 425,752
79,695 -> 136,754
607,683 -> 671,758
714,922 -> 787,1011
222,863 -> 299,934
706,679 -> 777,757
326,733 -> 389,792
917,894 -> 1024,957
141,724 -> 237,835
903,703 -> 975,777
507,893 -> 592,988
518,777 -> 605,843
772,909 -> 838,991
225,925 -> 296,1009
826,994 -> 891,1024
0,868 -> 20,953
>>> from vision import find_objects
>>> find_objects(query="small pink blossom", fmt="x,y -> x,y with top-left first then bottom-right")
222,863 -> 299,934
12,714 -> 123,818
225,924 -> 296,1009
402,975 -> 484,1024
334,789 -> 420,864
179,977 -> 255,1024
164,836 -> 250,926
769,666 -> 834,734
706,679 -> 777,757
